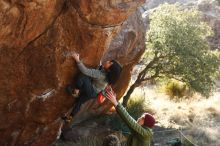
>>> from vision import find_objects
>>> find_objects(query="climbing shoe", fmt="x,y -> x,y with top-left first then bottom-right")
65,85 -> 79,98
72,89 -> 80,98
61,115 -> 73,123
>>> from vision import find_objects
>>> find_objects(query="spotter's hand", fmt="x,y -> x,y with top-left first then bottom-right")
106,88 -> 118,106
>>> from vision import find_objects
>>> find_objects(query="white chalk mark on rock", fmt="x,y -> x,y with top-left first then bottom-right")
11,130 -> 20,146
7,99 -> 17,112
63,50 -> 75,58
35,89 -> 57,101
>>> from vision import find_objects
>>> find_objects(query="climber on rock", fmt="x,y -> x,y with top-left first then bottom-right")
105,88 -> 155,146
63,52 -> 122,121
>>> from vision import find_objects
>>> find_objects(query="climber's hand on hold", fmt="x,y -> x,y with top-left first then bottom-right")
72,52 -> 80,62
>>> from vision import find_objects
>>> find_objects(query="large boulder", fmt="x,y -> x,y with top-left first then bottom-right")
102,6 -> 148,99
60,5 -> 149,141
0,0 -> 144,145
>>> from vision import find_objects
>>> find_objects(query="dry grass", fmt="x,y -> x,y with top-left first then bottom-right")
131,85 -> 220,145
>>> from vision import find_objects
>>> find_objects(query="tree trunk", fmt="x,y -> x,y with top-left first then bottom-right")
122,82 -> 139,107
122,56 -> 159,107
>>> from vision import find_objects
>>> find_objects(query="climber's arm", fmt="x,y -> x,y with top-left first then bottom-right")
76,61 -> 105,79
72,52 -> 105,79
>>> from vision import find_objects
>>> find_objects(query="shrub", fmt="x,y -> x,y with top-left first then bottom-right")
162,79 -> 193,99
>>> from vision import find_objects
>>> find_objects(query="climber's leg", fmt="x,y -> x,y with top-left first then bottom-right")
65,74 -> 93,98
68,75 -> 97,117
70,98 -> 82,117
75,74 -> 97,100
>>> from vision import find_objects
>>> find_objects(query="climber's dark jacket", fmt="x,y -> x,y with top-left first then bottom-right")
116,103 -> 153,146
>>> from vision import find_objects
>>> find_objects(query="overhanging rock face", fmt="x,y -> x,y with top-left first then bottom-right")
0,0 -> 144,145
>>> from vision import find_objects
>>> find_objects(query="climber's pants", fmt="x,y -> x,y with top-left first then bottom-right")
71,75 -> 97,116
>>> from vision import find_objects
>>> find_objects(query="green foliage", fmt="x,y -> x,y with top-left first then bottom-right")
163,79 -> 191,99
127,95 -> 148,119
145,3 -> 220,97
